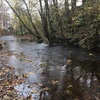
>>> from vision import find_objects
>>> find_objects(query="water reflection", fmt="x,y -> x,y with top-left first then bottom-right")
0,36 -> 100,100
61,59 -> 100,100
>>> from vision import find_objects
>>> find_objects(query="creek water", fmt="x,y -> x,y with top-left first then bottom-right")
0,35 -> 100,100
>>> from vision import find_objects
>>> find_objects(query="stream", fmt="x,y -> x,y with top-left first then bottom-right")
0,35 -> 100,100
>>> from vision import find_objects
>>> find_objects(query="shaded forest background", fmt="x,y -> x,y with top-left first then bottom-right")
0,0 -> 100,50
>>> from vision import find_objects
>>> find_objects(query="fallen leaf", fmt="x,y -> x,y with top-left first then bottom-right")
64,90 -> 72,95
67,59 -> 72,64
67,85 -> 73,88
44,87 -> 49,91
51,80 -> 59,85
89,53 -> 93,56
3,95 -> 9,100
17,79 -> 24,84
7,91 -> 15,96
28,72 -> 35,75
40,63 -> 47,67
39,84 -> 43,87
32,90 -> 37,93
24,59 -> 32,63
22,74 -> 28,78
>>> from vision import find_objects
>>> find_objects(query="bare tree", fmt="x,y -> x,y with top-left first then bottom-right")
5,0 -> 42,39
0,0 -> 10,29
52,0 -> 64,37
39,0 -> 51,43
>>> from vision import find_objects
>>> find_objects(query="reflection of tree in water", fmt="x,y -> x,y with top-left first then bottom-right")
90,61 -> 100,82
55,64 -> 84,100
39,46 -> 67,100
61,59 -> 100,100
39,46 -> 100,100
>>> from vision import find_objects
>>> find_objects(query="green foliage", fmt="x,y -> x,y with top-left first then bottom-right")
6,0 -> 100,49
64,0 -> 100,50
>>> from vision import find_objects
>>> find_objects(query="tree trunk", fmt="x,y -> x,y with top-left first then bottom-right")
65,0 -> 70,31
22,0 -> 41,39
71,0 -> 76,34
53,0 -> 64,38
5,0 -> 41,40
39,0 -> 51,43
44,0 -> 53,35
